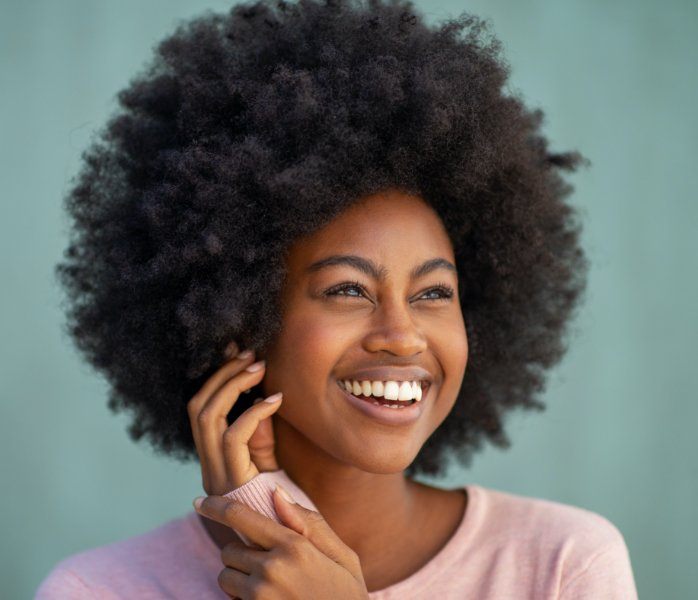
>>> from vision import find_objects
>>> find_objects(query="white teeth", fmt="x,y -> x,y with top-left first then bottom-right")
341,378 -> 425,402
371,380 -> 384,397
398,381 -> 413,401
383,381 -> 400,400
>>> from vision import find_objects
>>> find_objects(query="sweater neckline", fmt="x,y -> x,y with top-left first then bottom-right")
364,484 -> 480,596
186,483 -> 481,596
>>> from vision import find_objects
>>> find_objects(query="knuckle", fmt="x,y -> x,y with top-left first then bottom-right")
220,542 -> 242,564
196,407 -> 217,425
278,528 -> 300,546
186,395 -> 201,417
250,579 -> 272,599
222,426 -> 238,447
222,377 -> 243,396
305,511 -> 326,527
284,536 -> 310,561
196,409 -> 209,425
216,568 -> 232,590
259,555 -> 282,579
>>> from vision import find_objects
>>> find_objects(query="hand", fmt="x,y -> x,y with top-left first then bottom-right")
187,341 -> 283,495
193,486 -> 369,600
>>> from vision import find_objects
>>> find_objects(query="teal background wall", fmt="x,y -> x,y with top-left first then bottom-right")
1,0 -> 696,597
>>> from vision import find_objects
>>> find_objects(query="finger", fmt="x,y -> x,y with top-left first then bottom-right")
247,398 -> 279,473
187,349 -> 257,492
217,567 -> 251,599
202,360 -> 267,425
188,349 -> 257,417
272,487 -> 363,579
197,363 -> 269,493
223,393 -> 283,487
196,496 -> 296,551
220,539 -> 266,575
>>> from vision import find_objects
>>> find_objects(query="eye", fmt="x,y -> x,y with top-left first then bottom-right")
324,280 -> 367,298
323,281 -> 455,302
420,284 -> 455,301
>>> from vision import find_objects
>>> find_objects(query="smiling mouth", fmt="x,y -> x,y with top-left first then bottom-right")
335,379 -> 429,408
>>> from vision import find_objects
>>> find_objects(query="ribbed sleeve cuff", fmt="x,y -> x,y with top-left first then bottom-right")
222,469 -> 318,523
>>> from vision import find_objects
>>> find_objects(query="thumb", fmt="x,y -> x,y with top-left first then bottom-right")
272,484 -> 363,579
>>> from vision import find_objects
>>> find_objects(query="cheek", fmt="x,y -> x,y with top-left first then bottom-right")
282,313 -> 344,362
268,312 -> 349,390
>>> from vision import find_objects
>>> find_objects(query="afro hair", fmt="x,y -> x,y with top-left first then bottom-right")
55,0 -> 589,478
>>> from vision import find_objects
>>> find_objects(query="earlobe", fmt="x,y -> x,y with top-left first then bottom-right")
223,340 -> 239,359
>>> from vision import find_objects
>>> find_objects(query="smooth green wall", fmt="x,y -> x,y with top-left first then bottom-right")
1,1 -> 696,597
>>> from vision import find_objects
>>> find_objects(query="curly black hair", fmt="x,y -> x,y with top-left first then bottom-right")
55,0 -> 589,479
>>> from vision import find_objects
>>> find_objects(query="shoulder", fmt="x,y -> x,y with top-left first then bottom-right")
471,484 -> 627,552
469,485 -> 637,598
35,563 -> 92,599
35,513 -> 200,598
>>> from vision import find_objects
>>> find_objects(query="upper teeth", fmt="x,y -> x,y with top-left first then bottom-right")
341,379 -> 423,402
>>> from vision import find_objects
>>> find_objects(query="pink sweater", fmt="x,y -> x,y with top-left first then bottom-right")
35,470 -> 638,599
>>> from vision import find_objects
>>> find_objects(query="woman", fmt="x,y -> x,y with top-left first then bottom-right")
37,0 -> 638,597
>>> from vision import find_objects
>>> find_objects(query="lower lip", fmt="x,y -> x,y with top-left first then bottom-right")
336,381 -> 426,425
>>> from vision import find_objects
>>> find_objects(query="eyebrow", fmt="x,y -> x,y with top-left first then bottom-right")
305,254 -> 457,281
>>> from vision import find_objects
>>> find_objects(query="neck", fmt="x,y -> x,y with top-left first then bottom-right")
274,417 -> 422,557
198,414 -> 424,559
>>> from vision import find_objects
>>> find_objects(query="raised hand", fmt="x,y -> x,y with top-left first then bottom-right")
193,488 -> 369,600
187,341 -> 282,496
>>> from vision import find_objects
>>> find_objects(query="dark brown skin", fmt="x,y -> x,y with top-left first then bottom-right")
193,189 -> 469,593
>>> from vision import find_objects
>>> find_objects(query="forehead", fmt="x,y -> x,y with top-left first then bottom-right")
286,190 -> 455,273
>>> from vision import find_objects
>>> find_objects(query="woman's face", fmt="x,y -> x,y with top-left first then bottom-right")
261,189 -> 468,474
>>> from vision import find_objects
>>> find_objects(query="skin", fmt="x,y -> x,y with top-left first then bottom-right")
189,188 -> 469,595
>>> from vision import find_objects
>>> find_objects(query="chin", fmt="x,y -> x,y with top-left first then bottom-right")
342,444 -> 420,475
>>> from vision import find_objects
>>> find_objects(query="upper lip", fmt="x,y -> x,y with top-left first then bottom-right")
337,367 -> 433,385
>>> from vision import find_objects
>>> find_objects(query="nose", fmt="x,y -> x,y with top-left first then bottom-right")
361,296 -> 427,356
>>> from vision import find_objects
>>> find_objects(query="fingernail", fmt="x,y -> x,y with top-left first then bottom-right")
253,397 -> 264,405
224,342 -> 239,358
237,349 -> 253,360
263,392 -> 283,403
275,483 -> 295,504
244,360 -> 265,372
193,496 -> 205,510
